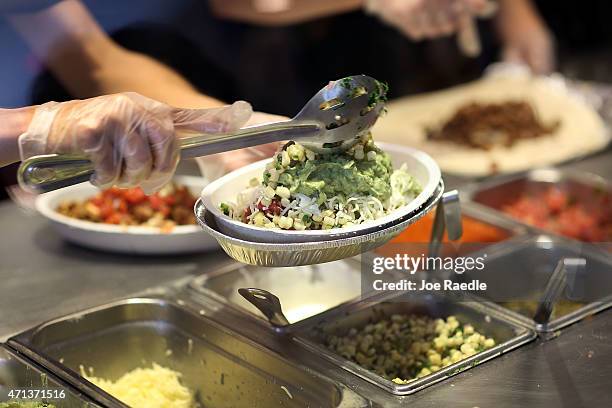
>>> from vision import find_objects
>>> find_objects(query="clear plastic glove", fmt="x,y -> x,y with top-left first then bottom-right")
496,1 -> 555,75
196,111 -> 289,181
19,92 -> 252,193
365,0 -> 490,40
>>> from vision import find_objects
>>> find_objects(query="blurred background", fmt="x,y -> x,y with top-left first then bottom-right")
1,0 -> 612,196
2,1 -> 612,110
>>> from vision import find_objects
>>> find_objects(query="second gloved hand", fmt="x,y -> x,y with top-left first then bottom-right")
19,92 -> 252,193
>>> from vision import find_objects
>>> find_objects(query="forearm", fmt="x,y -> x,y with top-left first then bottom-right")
498,0 -> 537,12
89,47 -> 226,108
0,107 -> 35,166
496,0 -> 544,30
9,0 -> 225,109
210,0 -> 362,26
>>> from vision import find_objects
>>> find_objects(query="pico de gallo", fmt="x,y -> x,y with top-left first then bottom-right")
56,183 -> 197,230
501,186 -> 611,242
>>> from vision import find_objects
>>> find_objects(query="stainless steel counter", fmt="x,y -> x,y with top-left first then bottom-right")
1,149 -> 611,407
0,204 -> 232,338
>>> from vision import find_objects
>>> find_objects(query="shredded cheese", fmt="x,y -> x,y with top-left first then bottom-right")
83,363 -> 195,408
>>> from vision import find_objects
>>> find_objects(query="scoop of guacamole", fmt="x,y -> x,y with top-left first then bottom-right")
277,147 -> 393,202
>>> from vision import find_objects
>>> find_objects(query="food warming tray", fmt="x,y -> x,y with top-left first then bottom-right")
8,297 -> 367,408
0,344 -> 102,407
290,291 -> 535,395
455,235 -> 612,333
462,168 -> 611,247
189,257 -> 364,325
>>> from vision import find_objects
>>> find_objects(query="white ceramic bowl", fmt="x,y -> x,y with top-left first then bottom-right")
201,143 -> 441,243
36,175 -> 218,255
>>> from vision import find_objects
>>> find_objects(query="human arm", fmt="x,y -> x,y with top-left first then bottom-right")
209,0 -> 362,26
0,107 -> 36,167
1,94 -> 252,192
364,0 -> 492,40
7,0 -> 286,183
495,0 -> 555,74
209,0 -> 488,39
7,0 -> 224,108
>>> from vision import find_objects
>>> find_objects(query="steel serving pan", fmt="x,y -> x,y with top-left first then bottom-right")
290,290 -> 536,395
461,168 -> 611,248
454,235 -> 612,333
0,344 -> 101,407
188,257 -> 364,325
8,297 -> 368,408
196,181 -> 445,267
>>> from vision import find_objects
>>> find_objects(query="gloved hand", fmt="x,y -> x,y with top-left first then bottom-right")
196,111 -> 289,181
19,92 -> 252,193
496,0 -> 555,74
364,0 -> 491,40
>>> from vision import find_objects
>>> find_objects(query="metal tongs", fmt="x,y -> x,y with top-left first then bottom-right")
18,75 -> 387,193
533,257 -> 586,330
239,288 -> 291,330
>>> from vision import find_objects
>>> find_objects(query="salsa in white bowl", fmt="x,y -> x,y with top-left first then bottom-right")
36,175 -> 217,254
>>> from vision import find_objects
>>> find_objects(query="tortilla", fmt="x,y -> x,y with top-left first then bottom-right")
372,75 -> 609,176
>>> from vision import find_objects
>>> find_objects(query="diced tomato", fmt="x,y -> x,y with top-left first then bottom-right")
243,207 -> 252,222
106,187 -> 123,198
90,193 -> 104,206
267,199 -> 282,216
502,186 -> 610,242
73,182 -> 199,228
163,194 -> 176,206
124,188 -> 146,204
545,188 -> 567,213
149,195 -> 165,210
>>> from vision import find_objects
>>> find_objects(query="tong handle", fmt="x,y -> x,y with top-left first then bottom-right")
238,288 -> 290,328
428,189 -> 462,258
179,121 -> 319,158
18,154 -> 95,193
534,257 -> 586,325
17,121 -> 320,193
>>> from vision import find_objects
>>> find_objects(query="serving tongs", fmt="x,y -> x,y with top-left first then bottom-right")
533,257 -> 586,337
18,75 -> 387,193
239,288 -> 291,330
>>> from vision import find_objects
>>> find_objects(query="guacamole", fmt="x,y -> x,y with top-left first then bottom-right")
276,147 -> 394,203
0,403 -> 56,408
224,134 -> 421,230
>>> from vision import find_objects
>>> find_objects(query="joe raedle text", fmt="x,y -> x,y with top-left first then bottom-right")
368,254 -> 489,293
372,279 -> 487,292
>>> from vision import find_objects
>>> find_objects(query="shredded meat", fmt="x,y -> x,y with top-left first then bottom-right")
426,101 -> 560,150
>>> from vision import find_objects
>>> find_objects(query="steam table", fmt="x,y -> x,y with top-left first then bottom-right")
1,150 -> 610,407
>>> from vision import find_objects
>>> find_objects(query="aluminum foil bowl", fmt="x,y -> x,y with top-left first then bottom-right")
196,181 -> 444,267
201,143 -> 441,243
